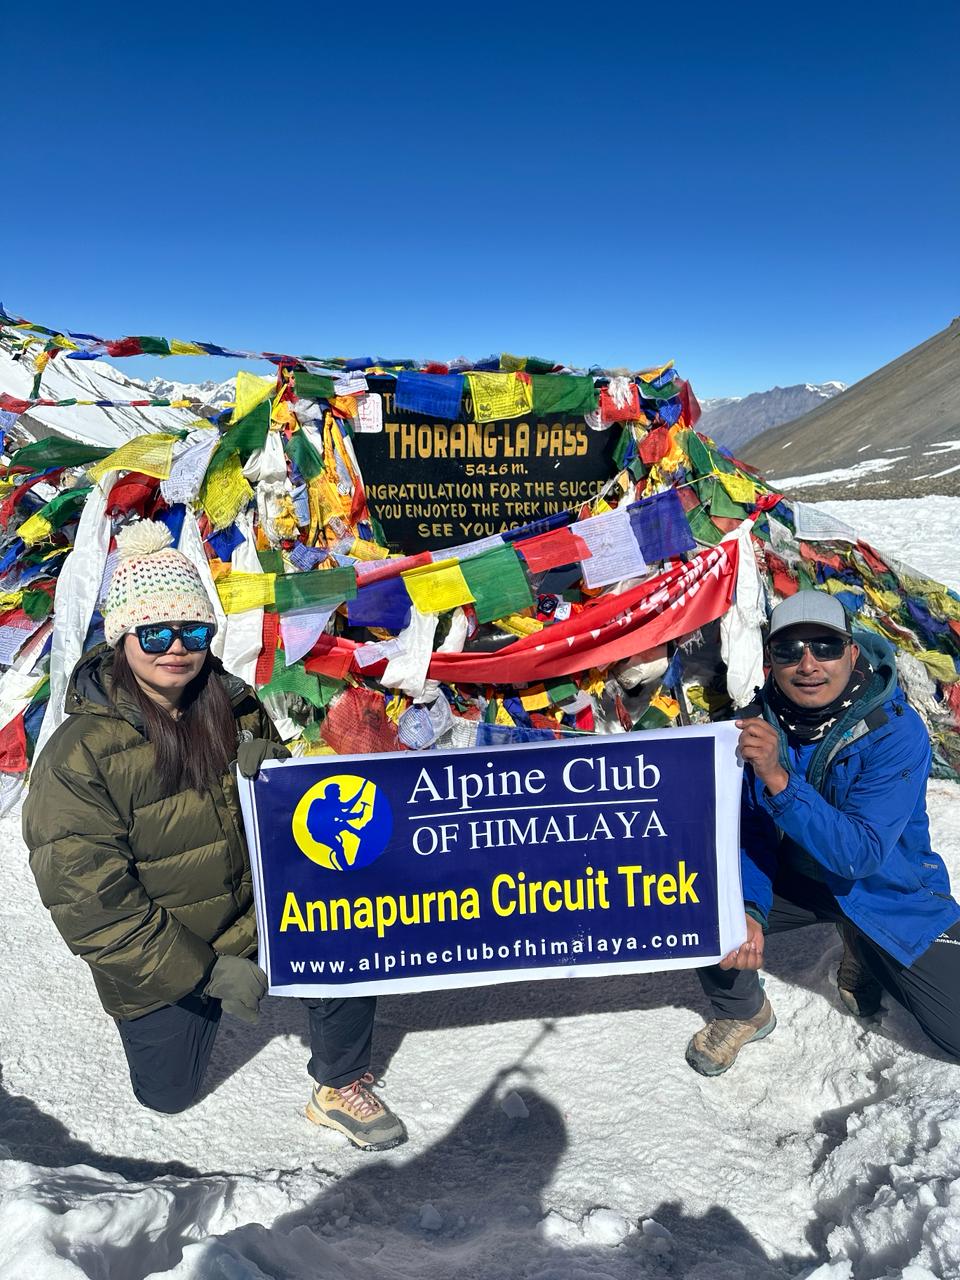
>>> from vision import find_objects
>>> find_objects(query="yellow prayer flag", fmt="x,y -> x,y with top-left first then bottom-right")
51,335 -> 79,351
465,372 -> 533,423
385,695 -> 407,725
215,572 -> 276,613
401,558 -> 475,613
499,353 -> 527,372
201,449 -> 254,530
348,539 -> 389,562
520,685 -> 550,711
16,513 -> 53,545
495,614 -> 542,636
169,340 -> 209,356
918,650 -> 960,684
649,692 -> 681,719
637,362 -> 674,383
0,592 -> 23,610
89,433 -> 180,483
231,370 -> 275,424
494,701 -> 516,727
717,470 -> 758,504
862,582 -> 903,614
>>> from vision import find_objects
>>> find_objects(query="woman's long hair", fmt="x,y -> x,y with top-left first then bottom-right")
110,642 -> 238,793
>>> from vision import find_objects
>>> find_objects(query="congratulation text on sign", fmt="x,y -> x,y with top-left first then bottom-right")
352,381 -> 619,553
238,724 -> 746,997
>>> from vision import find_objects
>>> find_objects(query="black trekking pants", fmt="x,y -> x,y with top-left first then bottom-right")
697,869 -> 960,1059
116,993 -> 378,1114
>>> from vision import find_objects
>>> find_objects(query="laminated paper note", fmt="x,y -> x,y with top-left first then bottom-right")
577,508 -> 648,588
401,559 -> 475,614
465,372 -> 533,423
355,392 -> 383,433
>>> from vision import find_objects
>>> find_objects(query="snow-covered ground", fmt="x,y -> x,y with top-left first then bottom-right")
2,498 -> 960,1280
816,497 -> 960,593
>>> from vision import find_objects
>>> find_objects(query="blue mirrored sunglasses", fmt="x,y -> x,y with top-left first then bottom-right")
135,622 -> 215,654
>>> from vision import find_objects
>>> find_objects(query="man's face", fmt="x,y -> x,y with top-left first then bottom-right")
768,623 -> 859,710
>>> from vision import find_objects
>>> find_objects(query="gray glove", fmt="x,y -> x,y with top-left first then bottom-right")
236,737 -> 291,779
205,955 -> 268,1023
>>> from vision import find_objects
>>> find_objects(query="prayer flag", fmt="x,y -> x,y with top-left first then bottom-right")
395,372 -> 464,420
459,545 -> 534,622
628,490 -> 696,563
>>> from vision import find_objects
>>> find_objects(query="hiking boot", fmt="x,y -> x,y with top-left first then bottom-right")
685,996 -> 776,1076
836,921 -> 882,1018
306,1073 -> 407,1151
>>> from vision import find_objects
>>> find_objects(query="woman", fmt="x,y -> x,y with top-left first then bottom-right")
23,518 -> 404,1151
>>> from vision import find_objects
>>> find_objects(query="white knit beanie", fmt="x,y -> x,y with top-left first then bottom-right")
103,519 -> 217,647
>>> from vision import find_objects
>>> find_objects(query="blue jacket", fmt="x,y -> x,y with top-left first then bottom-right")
741,631 -> 960,966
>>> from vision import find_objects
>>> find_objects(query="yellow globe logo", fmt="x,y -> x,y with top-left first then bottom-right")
292,774 -> 393,871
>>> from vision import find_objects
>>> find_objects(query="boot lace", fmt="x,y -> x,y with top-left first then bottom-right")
335,1073 -> 384,1120
701,1018 -> 748,1053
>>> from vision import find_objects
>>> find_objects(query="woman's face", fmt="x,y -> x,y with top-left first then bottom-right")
122,627 -> 207,709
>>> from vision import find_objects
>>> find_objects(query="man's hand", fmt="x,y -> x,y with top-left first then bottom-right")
719,914 -> 765,970
735,718 -> 789,795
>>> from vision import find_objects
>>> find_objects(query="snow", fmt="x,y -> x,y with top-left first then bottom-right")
0,346 -> 196,449
773,456 -> 911,489
814,497 -> 960,593
2,499 -> 960,1278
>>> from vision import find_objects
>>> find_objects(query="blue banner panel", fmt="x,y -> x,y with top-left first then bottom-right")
239,723 -> 746,996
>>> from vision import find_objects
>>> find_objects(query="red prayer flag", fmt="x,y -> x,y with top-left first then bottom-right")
639,426 -> 672,465
0,711 -> 28,774
255,611 -> 280,686
106,337 -> 144,358
515,527 -> 591,573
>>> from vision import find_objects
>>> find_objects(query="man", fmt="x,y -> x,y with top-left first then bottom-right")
686,589 -> 960,1075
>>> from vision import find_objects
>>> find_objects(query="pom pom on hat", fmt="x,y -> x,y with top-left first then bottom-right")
115,518 -> 174,560
103,518 -> 217,647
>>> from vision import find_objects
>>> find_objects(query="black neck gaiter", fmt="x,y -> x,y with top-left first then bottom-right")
766,654 -> 872,744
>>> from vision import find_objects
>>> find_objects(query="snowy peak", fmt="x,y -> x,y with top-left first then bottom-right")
698,382 -> 847,451
134,375 -> 237,411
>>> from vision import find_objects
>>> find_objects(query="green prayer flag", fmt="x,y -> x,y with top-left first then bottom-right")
637,379 -> 680,402
225,401 -> 270,461
257,548 -> 285,575
261,656 -> 323,707
525,357 -> 558,375
686,503 -> 723,545
274,567 -> 357,614
37,486 -> 93,529
529,374 -> 599,417
703,477 -> 749,520
295,372 -> 337,401
137,336 -> 171,356
21,589 -> 52,620
10,438 -> 113,473
545,678 -> 579,706
460,546 -> 533,623
612,426 -> 633,471
283,429 -> 325,481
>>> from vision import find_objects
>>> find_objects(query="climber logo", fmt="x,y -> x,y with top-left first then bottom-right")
291,775 -> 393,871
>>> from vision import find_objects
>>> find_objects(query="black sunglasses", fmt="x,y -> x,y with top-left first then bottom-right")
769,635 -> 850,665
135,622 -> 216,655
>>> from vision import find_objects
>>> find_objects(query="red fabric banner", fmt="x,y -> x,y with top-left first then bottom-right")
307,541 -> 739,687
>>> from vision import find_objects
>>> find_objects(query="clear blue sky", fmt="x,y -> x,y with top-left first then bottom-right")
4,1 -> 958,398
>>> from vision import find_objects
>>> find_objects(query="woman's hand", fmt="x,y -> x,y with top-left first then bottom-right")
204,954 -> 268,1022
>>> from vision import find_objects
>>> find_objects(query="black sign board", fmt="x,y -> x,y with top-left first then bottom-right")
352,379 -> 619,554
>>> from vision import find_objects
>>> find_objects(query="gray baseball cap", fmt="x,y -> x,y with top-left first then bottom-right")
767,590 -> 851,639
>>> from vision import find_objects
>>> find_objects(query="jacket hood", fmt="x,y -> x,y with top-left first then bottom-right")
65,644 -> 250,730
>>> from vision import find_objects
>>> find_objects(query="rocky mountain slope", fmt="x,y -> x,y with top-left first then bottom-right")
743,318 -> 960,501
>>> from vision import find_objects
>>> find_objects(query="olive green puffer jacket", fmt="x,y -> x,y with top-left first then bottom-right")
23,645 -> 278,1020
